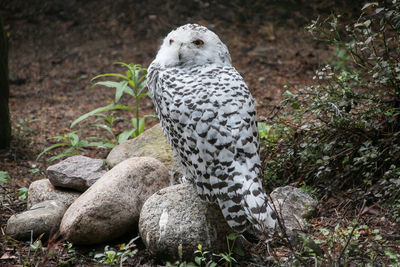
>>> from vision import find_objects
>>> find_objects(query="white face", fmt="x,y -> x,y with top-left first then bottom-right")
154,24 -> 232,68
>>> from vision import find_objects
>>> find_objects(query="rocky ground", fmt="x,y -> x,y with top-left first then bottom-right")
2,0 -> 393,266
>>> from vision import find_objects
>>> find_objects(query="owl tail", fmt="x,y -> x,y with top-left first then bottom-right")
242,185 -> 277,234
216,179 -> 276,234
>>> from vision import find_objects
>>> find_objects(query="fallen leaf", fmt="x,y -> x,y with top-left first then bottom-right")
0,253 -> 17,260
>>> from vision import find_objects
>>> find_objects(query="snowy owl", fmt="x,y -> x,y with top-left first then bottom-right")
147,24 -> 276,234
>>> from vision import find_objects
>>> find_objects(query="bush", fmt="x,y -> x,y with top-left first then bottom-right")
261,2 -> 400,217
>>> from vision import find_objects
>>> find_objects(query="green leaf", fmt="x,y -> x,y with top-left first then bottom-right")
91,73 -> 127,81
36,142 -> 69,161
138,117 -> 145,134
92,80 -> 121,89
18,187 -> 29,201
194,256 -> 202,265
144,114 -> 159,120
114,80 -> 134,102
70,104 -> 132,128
87,141 -> 115,149
91,123 -> 115,136
29,168 -> 40,174
118,129 -> 135,144
30,240 -> 42,251
94,253 -> 105,259
0,171 -> 11,184
68,133 -> 80,147
137,92 -> 150,101
137,81 -> 147,95
227,232 -> 239,241
47,152 -> 77,162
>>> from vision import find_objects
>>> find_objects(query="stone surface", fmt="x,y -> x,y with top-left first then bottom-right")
139,183 -> 233,261
106,124 -> 176,171
60,157 -> 170,245
270,186 -> 318,233
47,155 -> 106,192
6,200 -> 67,240
28,179 -> 81,209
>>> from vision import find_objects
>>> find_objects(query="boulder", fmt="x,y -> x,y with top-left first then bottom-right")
47,155 -> 106,192
106,124 -> 176,171
270,186 -> 318,233
139,183 -> 233,262
60,157 -> 169,245
6,200 -> 67,240
28,179 -> 81,209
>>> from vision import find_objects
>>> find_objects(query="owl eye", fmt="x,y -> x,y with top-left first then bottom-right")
192,39 -> 204,46
169,39 -> 174,45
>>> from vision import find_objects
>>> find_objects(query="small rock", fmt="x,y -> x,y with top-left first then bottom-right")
270,186 -> 317,233
28,179 -> 81,209
6,200 -> 67,240
139,183 -> 233,262
106,124 -> 176,171
47,155 -> 106,192
60,157 -> 169,245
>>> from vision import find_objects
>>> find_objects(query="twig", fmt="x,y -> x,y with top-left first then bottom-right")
336,199 -> 366,264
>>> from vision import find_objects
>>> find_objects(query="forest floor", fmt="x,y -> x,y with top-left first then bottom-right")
1,0 -> 398,266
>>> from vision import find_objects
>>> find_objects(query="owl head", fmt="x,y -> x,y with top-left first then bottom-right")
154,24 -> 232,68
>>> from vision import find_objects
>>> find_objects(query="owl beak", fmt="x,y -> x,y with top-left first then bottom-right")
178,44 -> 183,61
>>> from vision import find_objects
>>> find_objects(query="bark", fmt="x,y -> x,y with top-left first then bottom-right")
0,16 -> 11,148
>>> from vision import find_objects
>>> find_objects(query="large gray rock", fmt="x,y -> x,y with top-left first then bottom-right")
60,157 -> 170,245
6,200 -> 67,240
139,183 -> 233,262
106,124 -> 176,171
270,186 -> 317,233
28,179 -> 81,209
47,155 -> 106,192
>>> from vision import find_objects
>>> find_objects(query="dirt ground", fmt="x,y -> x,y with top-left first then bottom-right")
0,0 -> 374,265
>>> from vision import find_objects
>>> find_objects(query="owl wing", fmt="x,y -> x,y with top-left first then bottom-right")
148,63 -> 276,232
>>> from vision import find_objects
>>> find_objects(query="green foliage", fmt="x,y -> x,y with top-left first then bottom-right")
262,2 -> 400,210
36,131 -> 112,162
18,187 -> 28,201
37,62 -> 154,162
94,237 -> 139,266
0,170 -> 11,184
59,241 -> 76,266
167,233 -> 243,267
258,3 -> 400,264
74,62 -> 151,141
30,240 -> 42,251
295,223 -> 400,266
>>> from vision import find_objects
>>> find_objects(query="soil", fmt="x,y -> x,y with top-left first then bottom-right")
1,0 -> 394,266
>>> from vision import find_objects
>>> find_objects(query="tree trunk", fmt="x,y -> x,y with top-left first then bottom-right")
0,16 -> 11,148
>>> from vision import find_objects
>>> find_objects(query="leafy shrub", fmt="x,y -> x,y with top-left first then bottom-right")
261,2 -> 400,214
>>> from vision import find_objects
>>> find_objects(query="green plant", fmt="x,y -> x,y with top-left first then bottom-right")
94,237 -> 139,266
194,233 -> 242,267
262,2 -> 400,203
71,62 -> 153,143
30,240 -> 42,251
316,223 -> 399,265
193,244 -> 217,267
37,62 -> 155,162
36,131 -> 111,162
18,187 -> 28,201
0,170 -> 11,184
59,241 -> 76,266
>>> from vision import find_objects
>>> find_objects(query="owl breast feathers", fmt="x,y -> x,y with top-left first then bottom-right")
147,24 -> 276,233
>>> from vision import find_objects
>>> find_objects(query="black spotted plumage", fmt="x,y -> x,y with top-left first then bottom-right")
147,24 -> 276,233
